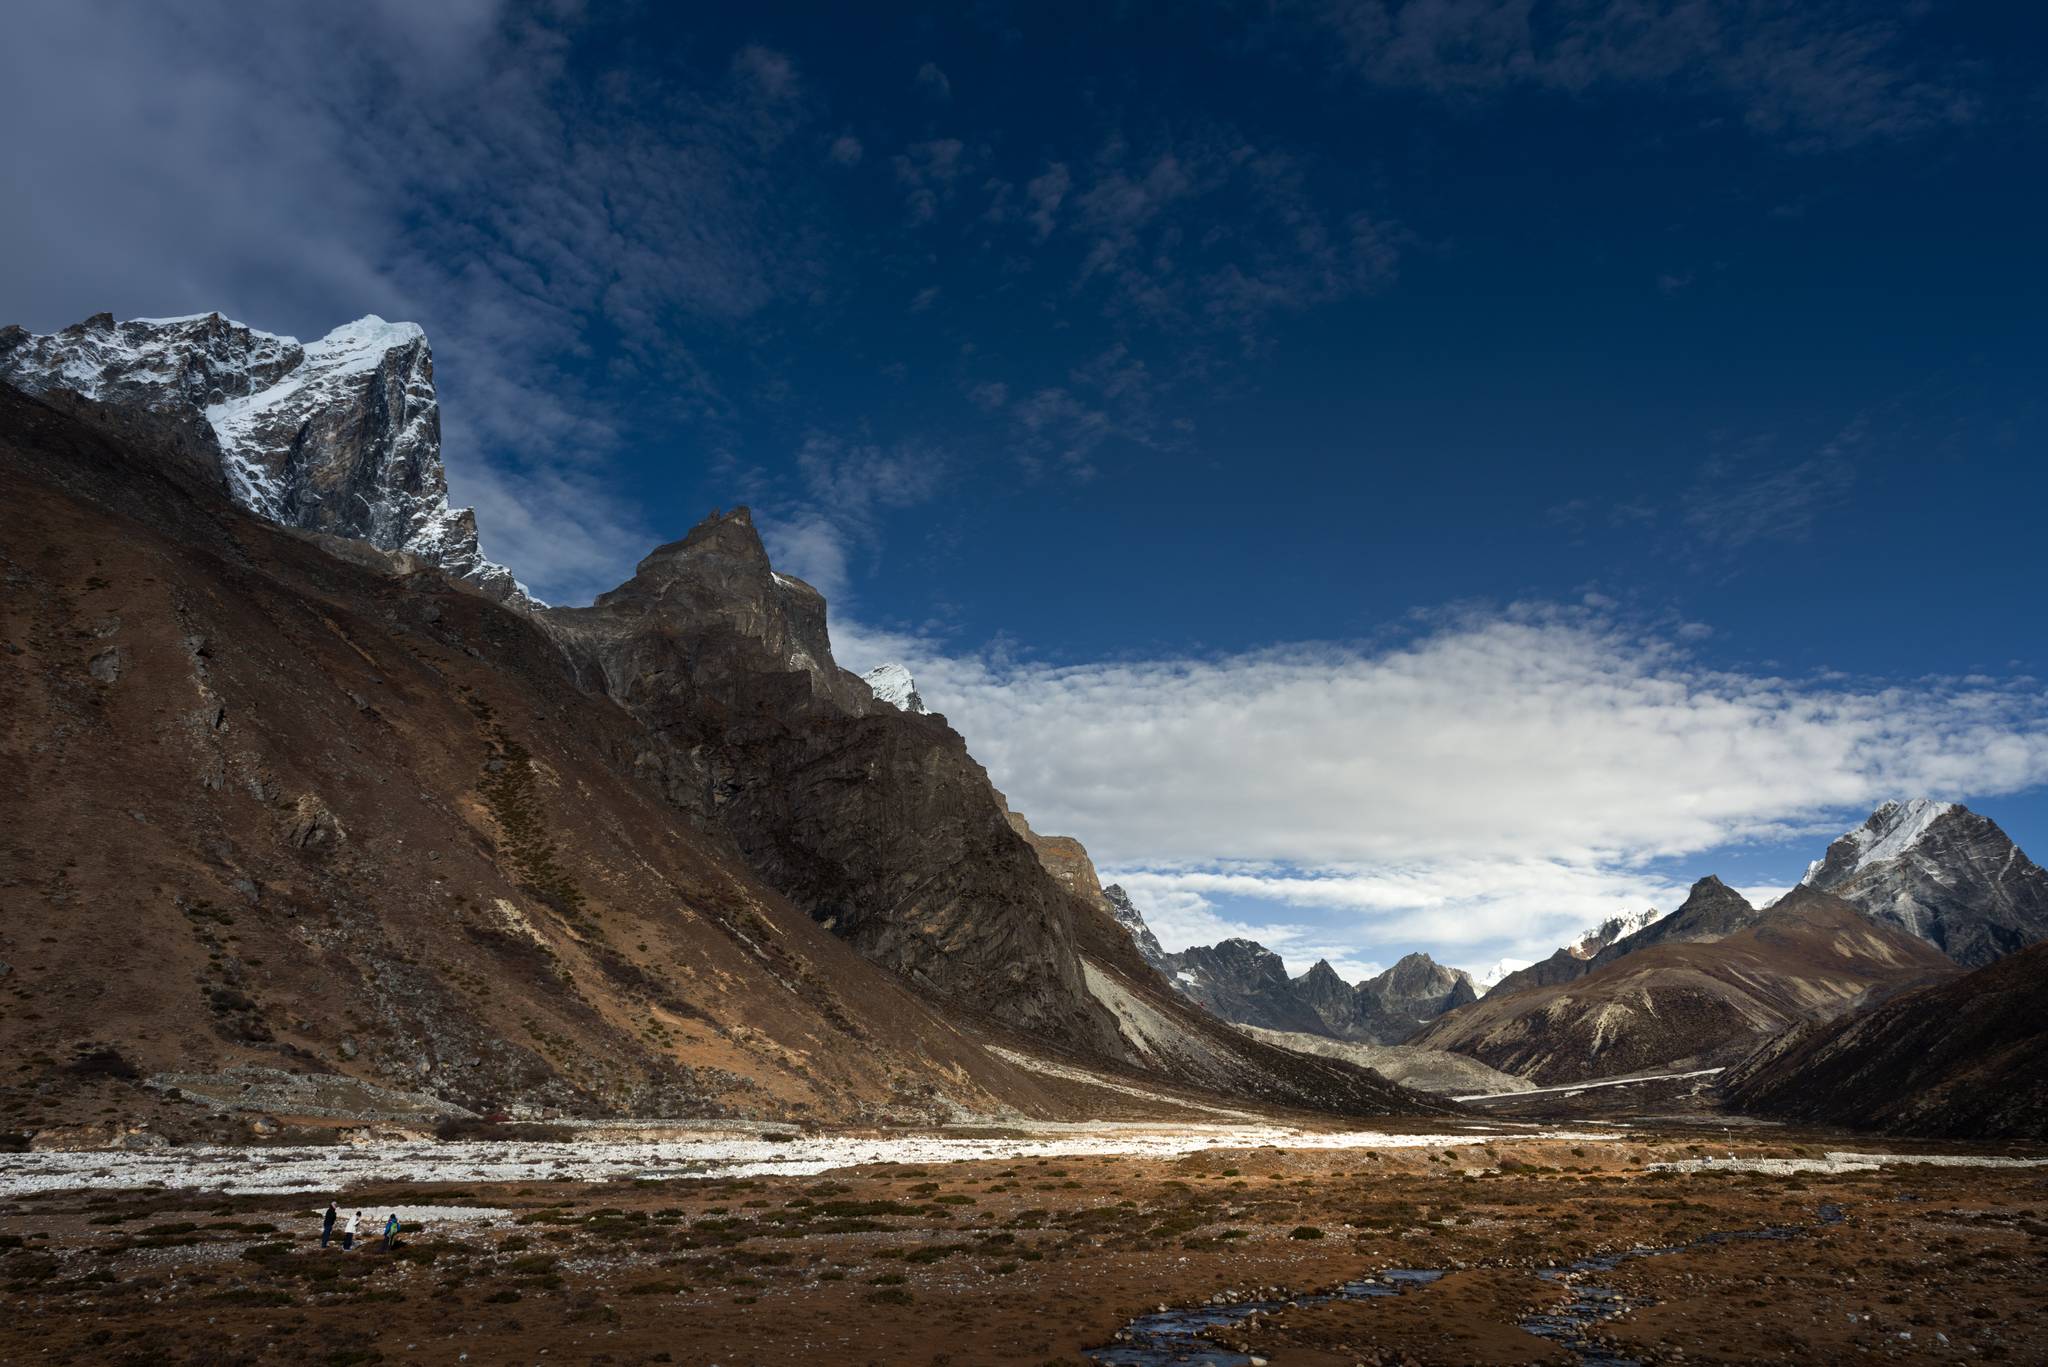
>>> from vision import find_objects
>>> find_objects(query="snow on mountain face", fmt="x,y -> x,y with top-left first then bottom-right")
1568,907 -> 1662,959
861,662 -> 927,714
1800,798 -> 1956,887
1469,957 -> 1532,993
1800,799 -> 2048,966
0,312 -> 530,606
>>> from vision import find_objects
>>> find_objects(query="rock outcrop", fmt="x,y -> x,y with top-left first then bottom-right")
1102,884 -> 1172,974
1721,940 -> 2048,1140
1800,799 -> 2048,967
1,311 -> 527,604
542,509 -> 1125,1056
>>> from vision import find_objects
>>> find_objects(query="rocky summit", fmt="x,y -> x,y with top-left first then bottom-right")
1800,798 -> 2048,967
0,312 -> 527,605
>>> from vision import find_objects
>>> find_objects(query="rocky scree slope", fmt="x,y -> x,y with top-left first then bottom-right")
1720,940 -> 2048,1140
0,378 -> 1441,1132
1800,799 -> 2048,967
1233,1026 -> 1537,1097
1412,885 -> 1956,1085
1,312 -> 526,605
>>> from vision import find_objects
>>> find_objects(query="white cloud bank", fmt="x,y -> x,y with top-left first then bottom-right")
835,606 -> 2048,967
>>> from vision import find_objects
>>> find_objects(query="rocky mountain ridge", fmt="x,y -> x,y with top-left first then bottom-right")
1143,932 -> 1478,1046
1,311 -> 527,605
1,327 -> 1439,1130
1414,885 -> 1956,1084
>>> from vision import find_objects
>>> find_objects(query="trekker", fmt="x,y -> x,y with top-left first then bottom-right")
341,1210 -> 360,1251
320,1202 -> 338,1248
382,1213 -> 400,1252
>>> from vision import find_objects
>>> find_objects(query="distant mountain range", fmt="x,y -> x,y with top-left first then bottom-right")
1099,800 -> 2047,1087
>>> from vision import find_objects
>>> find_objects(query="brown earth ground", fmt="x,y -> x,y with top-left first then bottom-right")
3,1126 -> 2045,1366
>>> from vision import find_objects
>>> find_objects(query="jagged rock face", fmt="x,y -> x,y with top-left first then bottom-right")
1293,960 -> 1361,1036
556,509 -> 870,717
1101,884 -> 1171,974
1364,953 -> 1478,1038
1164,939 -> 1332,1035
862,662 -> 927,714
1152,936 -> 1475,1046
1801,800 -> 2048,967
0,312 -> 527,605
542,509 -> 1134,1057
1415,887 -> 1956,1084
1722,940 -> 2048,1140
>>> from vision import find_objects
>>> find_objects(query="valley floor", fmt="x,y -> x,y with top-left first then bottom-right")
2,1123 -> 2045,1365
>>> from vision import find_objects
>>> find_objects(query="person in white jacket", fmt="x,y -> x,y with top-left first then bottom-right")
341,1210 -> 361,1251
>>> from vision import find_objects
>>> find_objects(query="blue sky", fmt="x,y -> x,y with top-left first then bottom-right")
8,2 -> 2047,979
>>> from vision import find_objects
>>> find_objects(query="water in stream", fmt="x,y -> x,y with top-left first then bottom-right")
1087,1207 -> 1846,1367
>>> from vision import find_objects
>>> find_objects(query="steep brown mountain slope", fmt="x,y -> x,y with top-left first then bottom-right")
1485,876 -> 1757,1001
1411,887 -> 1955,1084
0,382 -> 1439,1135
1721,941 -> 2048,1139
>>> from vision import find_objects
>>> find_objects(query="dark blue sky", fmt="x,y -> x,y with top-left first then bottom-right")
8,1 -> 2046,974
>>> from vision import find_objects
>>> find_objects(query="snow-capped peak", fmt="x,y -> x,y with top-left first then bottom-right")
1801,798 -> 1956,885
2,311 -> 530,606
1567,906 -> 1662,959
862,662 -> 927,714
1468,957 -> 1532,993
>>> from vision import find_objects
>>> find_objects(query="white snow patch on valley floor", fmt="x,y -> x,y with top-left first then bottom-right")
0,1124 -> 1616,1197
1454,1067 -> 1724,1103
1653,1152 -> 2048,1176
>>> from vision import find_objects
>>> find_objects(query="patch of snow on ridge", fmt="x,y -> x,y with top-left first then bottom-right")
1802,798 -> 1956,884
863,662 -> 928,714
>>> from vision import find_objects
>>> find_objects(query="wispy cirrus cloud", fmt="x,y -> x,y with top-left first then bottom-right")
756,433 -> 949,600
1310,0 -> 1978,151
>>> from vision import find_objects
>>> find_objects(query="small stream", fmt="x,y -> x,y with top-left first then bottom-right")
1087,1205 -> 1846,1367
